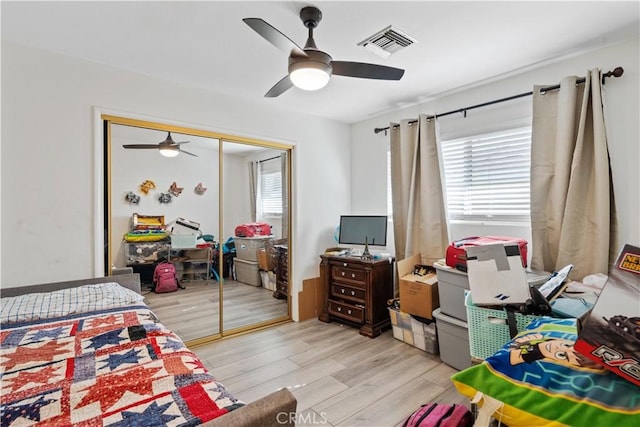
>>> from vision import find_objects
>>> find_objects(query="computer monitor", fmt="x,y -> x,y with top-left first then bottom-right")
338,215 -> 388,247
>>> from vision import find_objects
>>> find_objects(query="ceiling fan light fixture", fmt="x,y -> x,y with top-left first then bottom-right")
159,146 -> 179,157
289,62 -> 331,91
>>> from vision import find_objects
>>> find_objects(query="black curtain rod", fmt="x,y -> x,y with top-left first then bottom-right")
259,155 -> 280,163
373,66 -> 624,134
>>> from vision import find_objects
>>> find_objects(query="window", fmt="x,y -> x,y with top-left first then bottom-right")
440,127 -> 532,223
259,158 -> 282,216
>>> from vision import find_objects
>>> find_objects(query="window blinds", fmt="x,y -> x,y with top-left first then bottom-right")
260,158 -> 283,215
440,127 -> 532,222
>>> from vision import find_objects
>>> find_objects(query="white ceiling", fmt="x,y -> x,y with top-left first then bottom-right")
2,1 -> 638,124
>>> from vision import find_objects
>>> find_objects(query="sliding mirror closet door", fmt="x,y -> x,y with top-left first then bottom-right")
105,116 -> 292,343
108,121 -> 222,341
221,140 -> 291,333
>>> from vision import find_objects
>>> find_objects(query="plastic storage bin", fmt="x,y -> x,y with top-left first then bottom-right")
432,308 -> 472,370
465,291 -> 546,360
434,263 -> 470,321
234,236 -> 272,261
171,234 -> 197,249
233,258 -> 261,286
435,262 -> 551,322
388,307 -> 439,354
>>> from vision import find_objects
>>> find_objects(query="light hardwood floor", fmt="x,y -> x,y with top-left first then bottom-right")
192,318 -> 470,427
143,279 -> 288,341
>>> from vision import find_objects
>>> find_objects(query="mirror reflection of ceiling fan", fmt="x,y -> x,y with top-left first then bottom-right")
243,6 -> 405,97
122,132 -> 198,157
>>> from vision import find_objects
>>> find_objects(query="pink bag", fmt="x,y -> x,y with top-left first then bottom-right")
153,262 -> 179,293
402,403 -> 473,427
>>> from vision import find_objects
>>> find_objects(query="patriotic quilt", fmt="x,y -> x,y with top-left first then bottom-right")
0,305 -> 244,426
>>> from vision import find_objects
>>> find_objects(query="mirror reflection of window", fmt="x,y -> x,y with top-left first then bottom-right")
259,158 -> 283,217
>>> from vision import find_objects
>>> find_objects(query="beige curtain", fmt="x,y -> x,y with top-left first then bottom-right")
248,161 -> 259,222
530,69 -> 617,280
390,114 -> 449,265
280,152 -> 289,239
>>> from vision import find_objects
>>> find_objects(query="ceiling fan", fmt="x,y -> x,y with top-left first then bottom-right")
243,6 -> 405,97
122,132 -> 198,158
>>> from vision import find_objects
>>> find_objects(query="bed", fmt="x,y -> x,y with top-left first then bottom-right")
0,273 -> 297,427
450,317 -> 640,427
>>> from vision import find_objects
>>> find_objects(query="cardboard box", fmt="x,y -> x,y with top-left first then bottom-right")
257,248 -> 270,270
389,307 -> 439,354
575,244 -> 640,386
398,253 -> 440,319
260,271 -> 274,290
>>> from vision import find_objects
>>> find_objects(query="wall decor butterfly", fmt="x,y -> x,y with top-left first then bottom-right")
194,182 -> 207,195
158,192 -> 172,204
169,181 -> 184,197
125,191 -> 140,205
140,180 -> 156,194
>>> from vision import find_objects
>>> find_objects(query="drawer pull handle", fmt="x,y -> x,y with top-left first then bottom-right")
348,309 -> 352,315
351,273 -> 356,278
337,307 -> 342,312
341,289 -> 345,293
351,291 -> 355,296
341,272 -> 345,276
343,263 -> 348,267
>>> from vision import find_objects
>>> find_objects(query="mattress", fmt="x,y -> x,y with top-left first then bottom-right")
0,285 -> 244,426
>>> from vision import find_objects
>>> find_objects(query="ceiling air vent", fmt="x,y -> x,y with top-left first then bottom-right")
358,25 -> 417,58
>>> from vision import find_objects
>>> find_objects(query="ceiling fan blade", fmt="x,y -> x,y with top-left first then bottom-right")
175,141 -> 190,145
265,75 -> 294,98
243,18 -> 307,57
331,61 -> 405,80
122,144 -> 160,149
180,149 -> 199,157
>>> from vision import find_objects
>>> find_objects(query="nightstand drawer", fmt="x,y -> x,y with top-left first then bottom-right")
330,283 -> 366,303
332,266 -> 367,284
328,300 -> 364,324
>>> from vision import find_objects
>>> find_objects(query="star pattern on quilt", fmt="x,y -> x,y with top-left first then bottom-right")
162,337 -> 184,352
185,356 -> 206,371
1,340 -> 69,371
5,365 -> 59,392
110,401 -> 179,426
77,365 -> 162,411
27,327 -> 67,343
162,356 -> 193,376
89,314 -> 120,328
140,312 -> 159,323
85,328 -> 126,350
2,395 -> 55,424
1,306 -> 243,426
99,348 -> 143,371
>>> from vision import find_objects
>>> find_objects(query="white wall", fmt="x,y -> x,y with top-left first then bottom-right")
110,126 -> 220,267
1,41 -> 352,321
351,38 -> 640,261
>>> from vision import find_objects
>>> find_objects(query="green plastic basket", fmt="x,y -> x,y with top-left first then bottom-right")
465,291 -> 545,359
